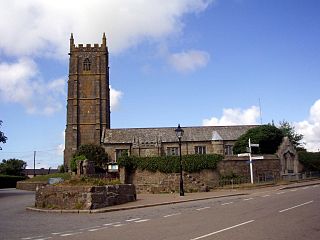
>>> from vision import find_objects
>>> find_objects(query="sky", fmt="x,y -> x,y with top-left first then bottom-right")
0,0 -> 320,169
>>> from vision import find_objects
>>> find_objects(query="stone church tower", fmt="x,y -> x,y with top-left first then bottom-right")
64,33 -> 110,168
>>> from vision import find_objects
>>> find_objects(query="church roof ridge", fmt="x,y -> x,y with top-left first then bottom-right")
109,124 -> 258,130
103,125 -> 258,144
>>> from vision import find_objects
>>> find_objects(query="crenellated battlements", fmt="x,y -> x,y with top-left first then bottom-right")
70,33 -> 108,52
71,43 -> 107,52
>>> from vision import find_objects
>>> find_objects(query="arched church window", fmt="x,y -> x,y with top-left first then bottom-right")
83,58 -> 91,71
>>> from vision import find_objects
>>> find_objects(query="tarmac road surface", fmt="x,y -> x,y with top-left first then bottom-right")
0,182 -> 319,240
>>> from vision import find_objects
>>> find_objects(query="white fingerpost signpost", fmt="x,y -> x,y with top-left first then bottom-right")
238,138 -> 264,184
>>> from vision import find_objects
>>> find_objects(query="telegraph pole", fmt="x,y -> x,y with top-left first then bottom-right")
33,151 -> 36,177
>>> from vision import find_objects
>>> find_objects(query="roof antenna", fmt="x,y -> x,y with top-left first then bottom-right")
259,98 -> 262,125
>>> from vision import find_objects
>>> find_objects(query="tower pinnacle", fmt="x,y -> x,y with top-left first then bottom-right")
102,32 -> 106,46
70,33 -> 74,48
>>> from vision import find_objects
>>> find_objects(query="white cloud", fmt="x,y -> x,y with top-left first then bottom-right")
110,86 -> 123,111
0,0 -> 213,58
168,50 -> 210,73
0,58 -> 36,104
0,0 -> 213,113
0,57 -> 122,114
295,99 -> 320,152
56,131 -> 65,157
0,59 -> 66,115
203,106 -> 260,126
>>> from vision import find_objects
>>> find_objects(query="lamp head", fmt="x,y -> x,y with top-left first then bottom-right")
175,124 -> 184,139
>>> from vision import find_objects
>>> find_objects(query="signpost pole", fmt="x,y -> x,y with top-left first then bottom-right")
249,139 -> 253,184
238,139 -> 262,185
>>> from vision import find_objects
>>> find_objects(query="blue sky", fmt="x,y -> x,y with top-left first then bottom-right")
1,0 -> 320,169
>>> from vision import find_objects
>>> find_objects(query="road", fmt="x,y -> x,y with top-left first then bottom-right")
0,184 -> 319,240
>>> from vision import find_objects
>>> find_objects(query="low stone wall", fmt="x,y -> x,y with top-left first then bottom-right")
130,169 -> 219,193
16,181 -> 47,191
121,155 -> 281,193
221,155 -> 281,180
35,184 -> 136,210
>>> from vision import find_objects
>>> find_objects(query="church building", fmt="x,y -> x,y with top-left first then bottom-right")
64,34 -> 255,167
64,34 -> 301,180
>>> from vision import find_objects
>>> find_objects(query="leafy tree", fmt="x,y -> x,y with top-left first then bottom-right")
73,144 -> 108,169
0,120 -> 7,150
70,155 -> 86,172
58,164 -> 65,173
233,124 -> 284,154
278,120 -> 304,148
298,152 -> 320,171
0,159 -> 27,176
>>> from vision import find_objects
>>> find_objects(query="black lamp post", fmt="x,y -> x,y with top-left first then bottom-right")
175,124 -> 184,196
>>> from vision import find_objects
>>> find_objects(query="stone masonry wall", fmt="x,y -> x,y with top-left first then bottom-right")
220,155 -> 281,180
131,169 -> 220,193
35,184 -> 136,210
16,181 -> 47,191
121,155 -> 281,193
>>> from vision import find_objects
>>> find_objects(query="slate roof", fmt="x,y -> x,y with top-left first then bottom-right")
23,168 -> 59,176
103,125 -> 257,144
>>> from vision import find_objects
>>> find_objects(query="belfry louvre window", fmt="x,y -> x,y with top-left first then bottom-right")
195,146 -> 206,155
83,58 -> 91,71
167,147 -> 178,156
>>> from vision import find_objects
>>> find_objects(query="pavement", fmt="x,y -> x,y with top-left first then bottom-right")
26,178 -> 320,214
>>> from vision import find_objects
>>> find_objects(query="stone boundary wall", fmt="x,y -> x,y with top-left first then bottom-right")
35,184 -> 136,210
16,181 -> 47,191
130,169 -> 220,193
121,155 -> 280,193
220,155 -> 281,179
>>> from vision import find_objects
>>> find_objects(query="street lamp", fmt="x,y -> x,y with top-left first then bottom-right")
175,124 -> 184,196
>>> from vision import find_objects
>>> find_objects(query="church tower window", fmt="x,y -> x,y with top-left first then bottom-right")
83,58 -> 91,71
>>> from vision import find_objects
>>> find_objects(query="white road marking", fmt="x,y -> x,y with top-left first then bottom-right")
221,202 -> 233,206
103,222 -> 121,226
113,224 -> 126,227
262,194 -> 270,198
60,232 -> 82,237
79,225 -> 101,231
52,230 -> 74,235
243,198 -> 254,201
126,218 -> 141,222
163,213 -> 181,218
196,207 -> 210,211
134,219 -> 150,223
88,227 -> 109,232
23,237 -> 51,240
279,200 -> 314,213
22,236 -> 45,240
190,220 -> 255,240
277,192 -> 286,195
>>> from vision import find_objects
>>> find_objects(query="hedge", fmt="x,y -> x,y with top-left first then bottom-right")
0,175 -> 27,188
298,152 -> 320,171
118,154 -> 223,173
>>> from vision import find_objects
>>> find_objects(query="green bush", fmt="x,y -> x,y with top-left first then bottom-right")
74,144 -> 108,169
298,152 -> 320,171
70,155 -> 87,172
233,124 -> 284,154
0,175 -> 27,188
118,154 -> 223,173
0,159 -> 27,176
